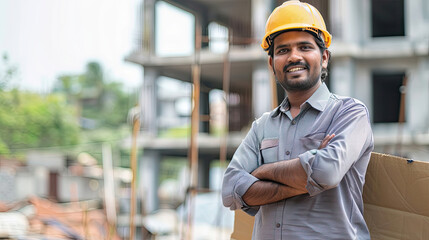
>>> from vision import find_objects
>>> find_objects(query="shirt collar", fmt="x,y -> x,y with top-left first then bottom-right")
305,82 -> 331,112
270,98 -> 288,118
270,83 -> 331,118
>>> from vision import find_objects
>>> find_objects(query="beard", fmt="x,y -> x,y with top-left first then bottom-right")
279,72 -> 321,92
275,62 -> 321,92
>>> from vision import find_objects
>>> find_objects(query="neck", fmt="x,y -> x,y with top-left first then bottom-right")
286,81 -> 322,109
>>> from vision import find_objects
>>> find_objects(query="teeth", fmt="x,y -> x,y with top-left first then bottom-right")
288,67 -> 305,72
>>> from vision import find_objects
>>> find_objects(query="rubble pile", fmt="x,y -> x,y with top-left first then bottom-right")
0,197 -> 121,240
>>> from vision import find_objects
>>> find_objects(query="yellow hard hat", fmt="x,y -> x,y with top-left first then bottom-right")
261,0 -> 332,51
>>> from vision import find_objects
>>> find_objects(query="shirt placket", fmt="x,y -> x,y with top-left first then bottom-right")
274,114 -> 298,239
274,201 -> 283,239
281,113 -> 297,160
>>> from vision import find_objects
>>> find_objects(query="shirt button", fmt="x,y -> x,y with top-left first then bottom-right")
285,151 -> 290,155
276,223 -> 281,228
291,120 -> 296,125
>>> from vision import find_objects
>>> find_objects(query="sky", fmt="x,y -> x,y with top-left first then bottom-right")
0,0 -> 143,93
0,0 -> 223,94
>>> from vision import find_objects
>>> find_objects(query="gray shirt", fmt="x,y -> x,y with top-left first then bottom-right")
222,83 -> 374,240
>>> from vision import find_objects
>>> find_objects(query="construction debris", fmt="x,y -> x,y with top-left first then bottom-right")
0,196 -> 121,240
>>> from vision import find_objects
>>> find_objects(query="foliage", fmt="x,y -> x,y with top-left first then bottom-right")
0,58 -> 138,165
0,53 -> 80,158
159,125 -> 191,138
53,62 -> 138,129
0,91 -> 80,158
160,157 -> 188,183
72,126 -> 131,164
52,61 -> 139,165
0,138 -> 10,155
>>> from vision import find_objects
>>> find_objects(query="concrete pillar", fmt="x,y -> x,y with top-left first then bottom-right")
140,0 -> 158,135
139,149 -> 161,213
142,0 -> 155,54
330,57 -> 354,97
408,57 -> 429,132
251,0 -> 273,46
252,63 -> 272,118
407,0 -> 425,40
330,0 -> 363,44
329,0 -> 343,40
251,0 -> 274,118
141,68 -> 158,135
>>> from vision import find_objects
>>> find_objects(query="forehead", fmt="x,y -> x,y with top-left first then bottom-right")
273,31 -> 317,47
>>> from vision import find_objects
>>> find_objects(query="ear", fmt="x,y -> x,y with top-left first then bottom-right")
322,49 -> 330,68
269,56 -> 274,72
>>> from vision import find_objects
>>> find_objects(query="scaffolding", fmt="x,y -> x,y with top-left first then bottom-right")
124,0 -> 277,239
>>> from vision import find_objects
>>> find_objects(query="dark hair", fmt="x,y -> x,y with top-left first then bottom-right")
313,35 -> 331,81
268,29 -> 331,81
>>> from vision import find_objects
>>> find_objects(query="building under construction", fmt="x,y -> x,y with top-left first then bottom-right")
124,0 -> 429,238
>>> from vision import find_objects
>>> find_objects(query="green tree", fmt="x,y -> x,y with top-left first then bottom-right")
52,61 -> 138,165
0,91 -> 80,158
0,53 -> 82,159
53,61 -> 137,128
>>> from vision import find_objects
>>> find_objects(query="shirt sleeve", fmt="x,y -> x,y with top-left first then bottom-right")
299,100 -> 374,196
222,119 -> 263,215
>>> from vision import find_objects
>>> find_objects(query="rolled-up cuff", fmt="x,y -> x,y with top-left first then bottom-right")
299,150 -> 324,196
235,173 -> 260,215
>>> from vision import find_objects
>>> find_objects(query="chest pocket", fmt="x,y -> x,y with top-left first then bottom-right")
260,138 -> 279,164
299,132 -> 326,151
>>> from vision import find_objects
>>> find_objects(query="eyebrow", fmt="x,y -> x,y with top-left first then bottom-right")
275,41 -> 315,50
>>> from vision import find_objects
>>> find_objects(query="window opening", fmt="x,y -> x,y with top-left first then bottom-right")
372,72 -> 405,123
371,0 -> 405,37
155,1 -> 195,56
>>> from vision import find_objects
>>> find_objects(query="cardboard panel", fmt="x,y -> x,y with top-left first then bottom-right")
231,210 -> 254,240
364,204 -> 429,240
231,152 -> 429,240
363,152 -> 429,240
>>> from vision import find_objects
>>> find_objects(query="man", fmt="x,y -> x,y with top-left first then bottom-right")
222,1 -> 374,239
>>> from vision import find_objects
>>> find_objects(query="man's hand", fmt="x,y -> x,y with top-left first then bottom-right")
319,134 -> 335,149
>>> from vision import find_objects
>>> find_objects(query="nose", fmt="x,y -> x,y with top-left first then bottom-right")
288,48 -> 303,63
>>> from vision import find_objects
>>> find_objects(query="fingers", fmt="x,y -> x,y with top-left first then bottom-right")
325,133 -> 335,142
318,133 -> 335,149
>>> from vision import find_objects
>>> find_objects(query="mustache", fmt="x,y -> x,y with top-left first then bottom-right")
283,62 -> 309,73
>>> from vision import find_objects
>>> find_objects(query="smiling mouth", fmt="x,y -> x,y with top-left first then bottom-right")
287,67 -> 306,73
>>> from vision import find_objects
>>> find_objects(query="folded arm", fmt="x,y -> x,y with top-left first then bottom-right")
242,179 -> 307,206
242,134 -> 334,206
300,103 -> 373,196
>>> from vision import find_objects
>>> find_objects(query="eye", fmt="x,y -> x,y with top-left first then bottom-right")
300,45 -> 313,51
276,48 -> 289,55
